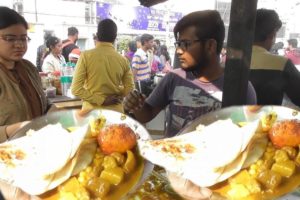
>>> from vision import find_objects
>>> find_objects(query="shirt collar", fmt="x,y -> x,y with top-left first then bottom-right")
96,42 -> 114,48
252,45 -> 269,54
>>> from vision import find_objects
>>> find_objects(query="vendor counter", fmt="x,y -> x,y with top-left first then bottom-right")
47,95 -> 82,112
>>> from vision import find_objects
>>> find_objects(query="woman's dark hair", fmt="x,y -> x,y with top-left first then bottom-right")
0,6 -> 28,30
140,34 -> 154,45
254,9 -> 282,43
128,40 -> 137,52
160,45 -> 171,61
97,18 -> 117,43
174,10 -> 225,54
44,36 -> 61,58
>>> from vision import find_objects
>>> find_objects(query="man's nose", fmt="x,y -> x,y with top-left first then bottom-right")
175,47 -> 184,55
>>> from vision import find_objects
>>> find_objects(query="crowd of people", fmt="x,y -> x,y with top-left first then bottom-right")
1,4 -> 300,200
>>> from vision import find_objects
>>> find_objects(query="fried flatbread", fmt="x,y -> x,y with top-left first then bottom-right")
139,119 -> 260,187
0,123 -> 89,195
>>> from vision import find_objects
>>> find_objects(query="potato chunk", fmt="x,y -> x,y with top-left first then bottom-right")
100,167 -> 124,185
257,170 -> 282,190
271,160 -> 296,178
86,177 -> 111,198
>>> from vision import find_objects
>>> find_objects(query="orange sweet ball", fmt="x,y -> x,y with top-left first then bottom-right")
97,124 -> 137,154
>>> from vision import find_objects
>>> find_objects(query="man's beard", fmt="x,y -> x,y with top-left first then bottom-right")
181,54 -> 210,77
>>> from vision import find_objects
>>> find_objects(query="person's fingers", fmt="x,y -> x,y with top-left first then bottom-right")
0,181 -> 31,200
124,91 -> 141,110
168,172 -> 212,200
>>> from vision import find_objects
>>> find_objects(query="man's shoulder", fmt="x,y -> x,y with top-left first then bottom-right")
251,46 -> 288,71
134,49 -> 146,57
168,68 -> 186,79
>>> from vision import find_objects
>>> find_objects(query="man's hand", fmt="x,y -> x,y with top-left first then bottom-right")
167,172 -> 212,200
102,95 -> 123,106
123,90 -> 146,113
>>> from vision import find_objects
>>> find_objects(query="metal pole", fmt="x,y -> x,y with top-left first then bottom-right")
34,0 -> 38,22
222,0 -> 258,107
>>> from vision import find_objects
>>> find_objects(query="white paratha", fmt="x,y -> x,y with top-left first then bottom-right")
0,123 -> 89,195
138,119 -> 261,187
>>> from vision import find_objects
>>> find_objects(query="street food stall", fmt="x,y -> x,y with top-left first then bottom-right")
1,0 -> 300,199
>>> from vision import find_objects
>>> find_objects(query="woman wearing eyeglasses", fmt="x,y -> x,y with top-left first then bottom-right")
0,6 -> 49,199
42,36 -> 66,74
0,6 -> 48,142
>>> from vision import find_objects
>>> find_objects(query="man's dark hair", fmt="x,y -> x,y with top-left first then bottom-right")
174,10 -> 225,54
288,38 -> 298,48
141,34 -> 154,45
135,36 -> 141,42
68,27 -> 79,36
44,31 -> 53,42
154,39 -> 161,46
128,40 -> 137,52
0,6 -> 28,30
254,9 -> 282,43
97,18 -> 117,43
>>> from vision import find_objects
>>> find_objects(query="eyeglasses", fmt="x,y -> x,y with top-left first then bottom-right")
174,39 -> 202,51
0,35 -> 31,44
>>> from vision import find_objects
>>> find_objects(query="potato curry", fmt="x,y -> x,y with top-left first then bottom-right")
40,121 -> 144,200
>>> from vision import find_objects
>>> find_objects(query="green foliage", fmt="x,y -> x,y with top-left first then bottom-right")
117,37 -> 131,53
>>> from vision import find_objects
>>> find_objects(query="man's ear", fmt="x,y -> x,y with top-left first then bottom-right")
267,31 -> 276,41
205,39 -> 218,55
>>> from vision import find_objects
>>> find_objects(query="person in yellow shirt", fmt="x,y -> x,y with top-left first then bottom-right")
71,19 -> 134,113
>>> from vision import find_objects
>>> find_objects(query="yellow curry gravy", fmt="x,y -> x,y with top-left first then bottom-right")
211,146 -> 300,200
212,169 -> 300,200
39,148 -> 144,200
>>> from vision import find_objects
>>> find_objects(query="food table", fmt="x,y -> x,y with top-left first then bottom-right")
47,95 -> 82,112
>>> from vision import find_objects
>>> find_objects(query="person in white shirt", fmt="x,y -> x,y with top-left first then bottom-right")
42,36 -> 66,74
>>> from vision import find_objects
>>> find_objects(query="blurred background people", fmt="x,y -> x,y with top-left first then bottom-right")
250,9 -> 300,106
135,36 -> 142,49
36,31 -> 53,72
71,19 -> 134,114
160,44 -> 172,73
93,33 -> 98,46
153,38 -> 161,56
42,36 -> 66,74
270,41 -> 284,55
68,48 -> 81,64
62,26 -> 80,62
285,38 -> 300,65
0,6 -> 48,142
125,40 -> 137,64
131,33 -> 154,96
151,45 -> 163,74
220,42 -> 227,67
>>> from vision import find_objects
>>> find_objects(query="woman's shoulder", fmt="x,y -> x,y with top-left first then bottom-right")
20,59 -> 39,73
